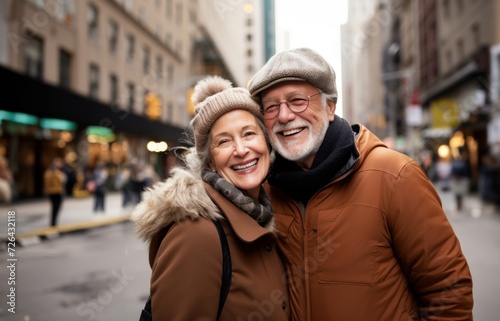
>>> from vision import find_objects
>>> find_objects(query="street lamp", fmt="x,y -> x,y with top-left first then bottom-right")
147,141 -> 168,153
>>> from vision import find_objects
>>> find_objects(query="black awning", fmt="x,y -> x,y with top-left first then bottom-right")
0,66 -> 186,143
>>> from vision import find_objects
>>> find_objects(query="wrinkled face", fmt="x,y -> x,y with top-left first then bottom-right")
209,109 -> 270,201
261,81 -> 335,169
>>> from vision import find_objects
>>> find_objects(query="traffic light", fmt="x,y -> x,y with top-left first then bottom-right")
145,92 -> 161,120
187,88 -> 195,115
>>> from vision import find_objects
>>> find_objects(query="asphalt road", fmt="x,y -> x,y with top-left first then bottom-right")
0,189 -> 499,321
0,222 -> 150,321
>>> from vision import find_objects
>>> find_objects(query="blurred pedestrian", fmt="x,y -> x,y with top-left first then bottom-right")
92,160 -> 109,213
451,147 -> 470,212
419,150 -> 437,182
131,76 -> 289,320
138,163 -> 159,190
435,156 -> 452,191
129,161 -> 143,203
479,154 -> 500,204
248,47 -> 473,320
61,160 -> 77,197
44,158 -> 66,226
0,155 -> 13,203
115,163 -> 134,207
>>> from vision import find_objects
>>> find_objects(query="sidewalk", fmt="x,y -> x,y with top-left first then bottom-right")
1,186 -> 497,247
0,192 -> 132,246
437,186 -> 499,219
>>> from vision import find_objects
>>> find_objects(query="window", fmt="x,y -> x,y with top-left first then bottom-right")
176,3 -> 183,25
154,23 -> 161,37
166,33 -> 172,47
139,8 -> 148,25
110,74 -> 118,105
167,64 -> 174,85
59,49 -> 71,89
457,0 -> 464,14
443,0 -> 450,19
166,0 -> 172,18
471,24 -> 480,47
108,20 -> 119,53
124,0 -> 133,12
446,50 -> 453,69
27,0 -> 44,8
55,0 -> 76,26
127,82 -> 135,111
167,102 -> 173,121
143,46 -> 150,73
143,89 -> 149,112
457,39 -> 464,61
89,64 -> 100,99
126,34 -> 135,62
24,35 -> 43,80
497,54 -> 500,102
156,55 -> 163,78
87,4 -> 99,40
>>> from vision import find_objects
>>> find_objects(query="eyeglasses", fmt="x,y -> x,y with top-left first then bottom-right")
262,92 -> 321,120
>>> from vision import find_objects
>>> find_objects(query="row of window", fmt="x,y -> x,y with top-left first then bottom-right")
444,23 -> 481,71
123,0 -> 179,20
24,36 -> 72,91
24,34 -> 171,119
87,3 -> 175,80
27,0 -> 76,26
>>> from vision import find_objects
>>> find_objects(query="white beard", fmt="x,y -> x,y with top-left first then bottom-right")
270,114 -> 330,164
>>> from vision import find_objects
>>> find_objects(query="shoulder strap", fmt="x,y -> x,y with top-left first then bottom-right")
139,220 -> 232,321
213,219 -> 232,319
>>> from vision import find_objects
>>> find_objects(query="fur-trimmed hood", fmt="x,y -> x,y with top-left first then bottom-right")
131,167 -> 223,242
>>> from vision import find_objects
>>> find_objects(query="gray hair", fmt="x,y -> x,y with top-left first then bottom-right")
178,113 -> 271,178
320,92 -> 338,108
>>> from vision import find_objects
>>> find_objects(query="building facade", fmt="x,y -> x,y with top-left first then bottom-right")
418,0 -> 497,190
342,0 -> 500,193
0,0 -> 270,200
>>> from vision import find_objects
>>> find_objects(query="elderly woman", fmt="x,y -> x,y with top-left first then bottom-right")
132,76 -> 289,321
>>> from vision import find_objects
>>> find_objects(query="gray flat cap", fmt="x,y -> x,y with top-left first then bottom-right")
248,47 -> 338,98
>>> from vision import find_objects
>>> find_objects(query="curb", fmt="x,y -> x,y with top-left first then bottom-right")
2,214 -> 131,247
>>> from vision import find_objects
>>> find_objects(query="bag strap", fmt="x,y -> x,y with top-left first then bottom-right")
213,219 -> 232,319
139,219 -> 232,321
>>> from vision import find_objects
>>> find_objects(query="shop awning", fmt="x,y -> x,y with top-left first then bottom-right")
0,66 -> 186,143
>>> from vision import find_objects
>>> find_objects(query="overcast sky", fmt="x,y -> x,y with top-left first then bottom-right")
274,0 -> 348,116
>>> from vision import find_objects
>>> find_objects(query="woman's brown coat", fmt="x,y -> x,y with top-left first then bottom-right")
132,168 -> 289,321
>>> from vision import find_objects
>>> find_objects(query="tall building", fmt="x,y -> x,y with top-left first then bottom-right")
341,0 -> 394,140
0,0 -> 269,199
418,0 -> 496,189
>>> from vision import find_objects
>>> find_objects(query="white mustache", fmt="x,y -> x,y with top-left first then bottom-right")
272,120 -> 310,134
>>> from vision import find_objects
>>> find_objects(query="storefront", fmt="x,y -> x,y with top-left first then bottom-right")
0,66 -> 185,199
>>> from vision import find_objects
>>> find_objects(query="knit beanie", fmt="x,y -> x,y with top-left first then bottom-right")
190,75 -> 262,152
248,47 -> 338,99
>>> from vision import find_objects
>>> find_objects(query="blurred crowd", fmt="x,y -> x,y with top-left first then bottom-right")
0,156 -> 160,227
419,149 -> 500,210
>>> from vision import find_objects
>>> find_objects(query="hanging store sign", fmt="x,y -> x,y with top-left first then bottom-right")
430,99 -> 460,128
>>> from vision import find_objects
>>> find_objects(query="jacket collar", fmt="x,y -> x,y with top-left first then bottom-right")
204,182 -> 275,243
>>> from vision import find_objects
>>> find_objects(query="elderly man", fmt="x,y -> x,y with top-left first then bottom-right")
248,47 -> 473,321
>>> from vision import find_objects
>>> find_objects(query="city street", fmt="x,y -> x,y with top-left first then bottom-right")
439,190 -> 500,321
0,189 -> 499,321
0,221 -> 150,321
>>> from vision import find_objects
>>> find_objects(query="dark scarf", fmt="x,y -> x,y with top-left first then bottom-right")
202,169 -> 274,227
268,117 -> 356,204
